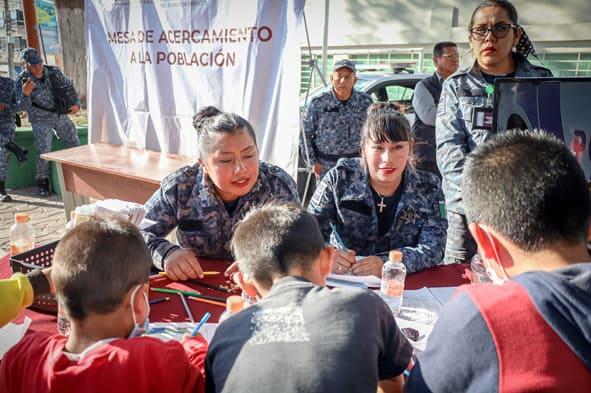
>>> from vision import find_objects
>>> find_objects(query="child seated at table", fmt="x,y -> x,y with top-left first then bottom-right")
205,202 -> 412,393
0,218 -> 208,393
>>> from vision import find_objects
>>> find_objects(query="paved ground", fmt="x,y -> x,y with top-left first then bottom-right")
0,188 -> 66,259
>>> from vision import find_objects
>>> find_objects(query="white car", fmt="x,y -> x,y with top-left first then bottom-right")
300,71 -> 431,124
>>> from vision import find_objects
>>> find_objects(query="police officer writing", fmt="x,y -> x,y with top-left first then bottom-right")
300,59 -> 372,179
309,102 -> 447,276
411,41 -> 459,178
0,75 -> 32,202
436,0 -> 552,264
141,106 -> 299,281
18,48 -> 81,197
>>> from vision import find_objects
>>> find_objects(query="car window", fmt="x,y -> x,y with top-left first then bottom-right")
385,85 -> 414,102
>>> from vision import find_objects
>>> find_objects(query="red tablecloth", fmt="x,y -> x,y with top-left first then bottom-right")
1,254 -> 470,334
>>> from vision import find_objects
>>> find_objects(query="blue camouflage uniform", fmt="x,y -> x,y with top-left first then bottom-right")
436,57 -> 551,263
142,161 -> 300,270
308,158 -> 447,273
0,77 -> 19,182
300,89 -> 373,178
17,65 -> 80,180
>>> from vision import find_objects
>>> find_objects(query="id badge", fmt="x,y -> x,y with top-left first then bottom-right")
472,107 -> 493,130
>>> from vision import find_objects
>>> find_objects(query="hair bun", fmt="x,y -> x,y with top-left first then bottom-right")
193,106 -> 221,131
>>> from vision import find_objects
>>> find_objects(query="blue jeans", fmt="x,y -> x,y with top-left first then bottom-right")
444,211 -> 477,264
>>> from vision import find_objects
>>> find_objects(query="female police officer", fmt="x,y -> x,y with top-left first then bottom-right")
141,106 -> 299,280
309,102 -> 447,276
436,0 -> 552,264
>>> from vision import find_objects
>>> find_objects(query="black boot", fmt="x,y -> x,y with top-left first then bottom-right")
0,181 -> 12,202
38,178 -> 51,197
4,142 -> 28,165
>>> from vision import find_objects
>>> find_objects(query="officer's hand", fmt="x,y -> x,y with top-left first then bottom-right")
0,102 -> 6,111
351,256 -> 383,277
22,79 -> 35,96
69,104 -> 80,115
164,248 -> 204,281
313,163 -> 322,177
332,248 -> 356,274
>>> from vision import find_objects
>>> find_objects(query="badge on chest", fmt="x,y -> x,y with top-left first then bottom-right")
472,107 -> 493,130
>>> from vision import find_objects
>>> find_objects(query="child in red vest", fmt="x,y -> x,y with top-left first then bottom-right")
0,219 -> 207,393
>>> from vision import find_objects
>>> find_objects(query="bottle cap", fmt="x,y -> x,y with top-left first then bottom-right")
226,295 -> 244,313
15,213 -> 30,224
388,250 -> 403,262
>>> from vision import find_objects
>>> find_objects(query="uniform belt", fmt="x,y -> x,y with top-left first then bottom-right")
31,102 -> 57,113
316,151 -> 359,161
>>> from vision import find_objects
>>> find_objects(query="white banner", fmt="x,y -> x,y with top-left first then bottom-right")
85,0 -> 304,176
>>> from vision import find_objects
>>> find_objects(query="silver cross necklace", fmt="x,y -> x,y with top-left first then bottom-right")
376,194 -> 386,213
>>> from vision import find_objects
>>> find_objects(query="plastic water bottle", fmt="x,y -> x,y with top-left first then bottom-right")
219,295 -> 244,323
470,253 -> 491,284
9,213 -> 35,256
380,251 -> 407,315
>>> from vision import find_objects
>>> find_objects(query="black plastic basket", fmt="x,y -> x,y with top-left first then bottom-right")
9,240 -> 58,314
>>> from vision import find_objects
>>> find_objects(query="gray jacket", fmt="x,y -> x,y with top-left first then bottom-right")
436,57 -> 552,214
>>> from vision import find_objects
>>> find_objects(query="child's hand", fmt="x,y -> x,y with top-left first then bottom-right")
182,332 -> 202,341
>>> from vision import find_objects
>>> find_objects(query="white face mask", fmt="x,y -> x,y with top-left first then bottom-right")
128,284 -> 150,338
483,231 -> 509,285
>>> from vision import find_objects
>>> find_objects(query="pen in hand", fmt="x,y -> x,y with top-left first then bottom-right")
328,222 -> 347,250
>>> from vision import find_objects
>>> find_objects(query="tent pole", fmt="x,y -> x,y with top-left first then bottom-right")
321,0 -> 329,79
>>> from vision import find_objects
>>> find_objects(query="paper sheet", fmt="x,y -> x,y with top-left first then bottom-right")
327,273 -> 382,289
0,317 -> 31,359
145,322 -> 218,343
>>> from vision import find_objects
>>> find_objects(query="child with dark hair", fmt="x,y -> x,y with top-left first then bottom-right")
0,218 -> 208,393
309,102 -> 447,276
407,130 -> 591,391
205,202 -> 412,393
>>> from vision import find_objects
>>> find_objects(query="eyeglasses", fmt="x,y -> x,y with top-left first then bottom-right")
470,23 -> 517,40
438,53 -> 460,60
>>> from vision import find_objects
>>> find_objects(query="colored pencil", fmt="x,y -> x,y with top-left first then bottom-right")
158,271 -> 220,277
178,293 -> 195,322
188,296 -> 226,308
191,312 -> 212,336
151,287 -> 226,303
148,297 -> 170,305
154,272 -> 229,293
186,279 -> 230,293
